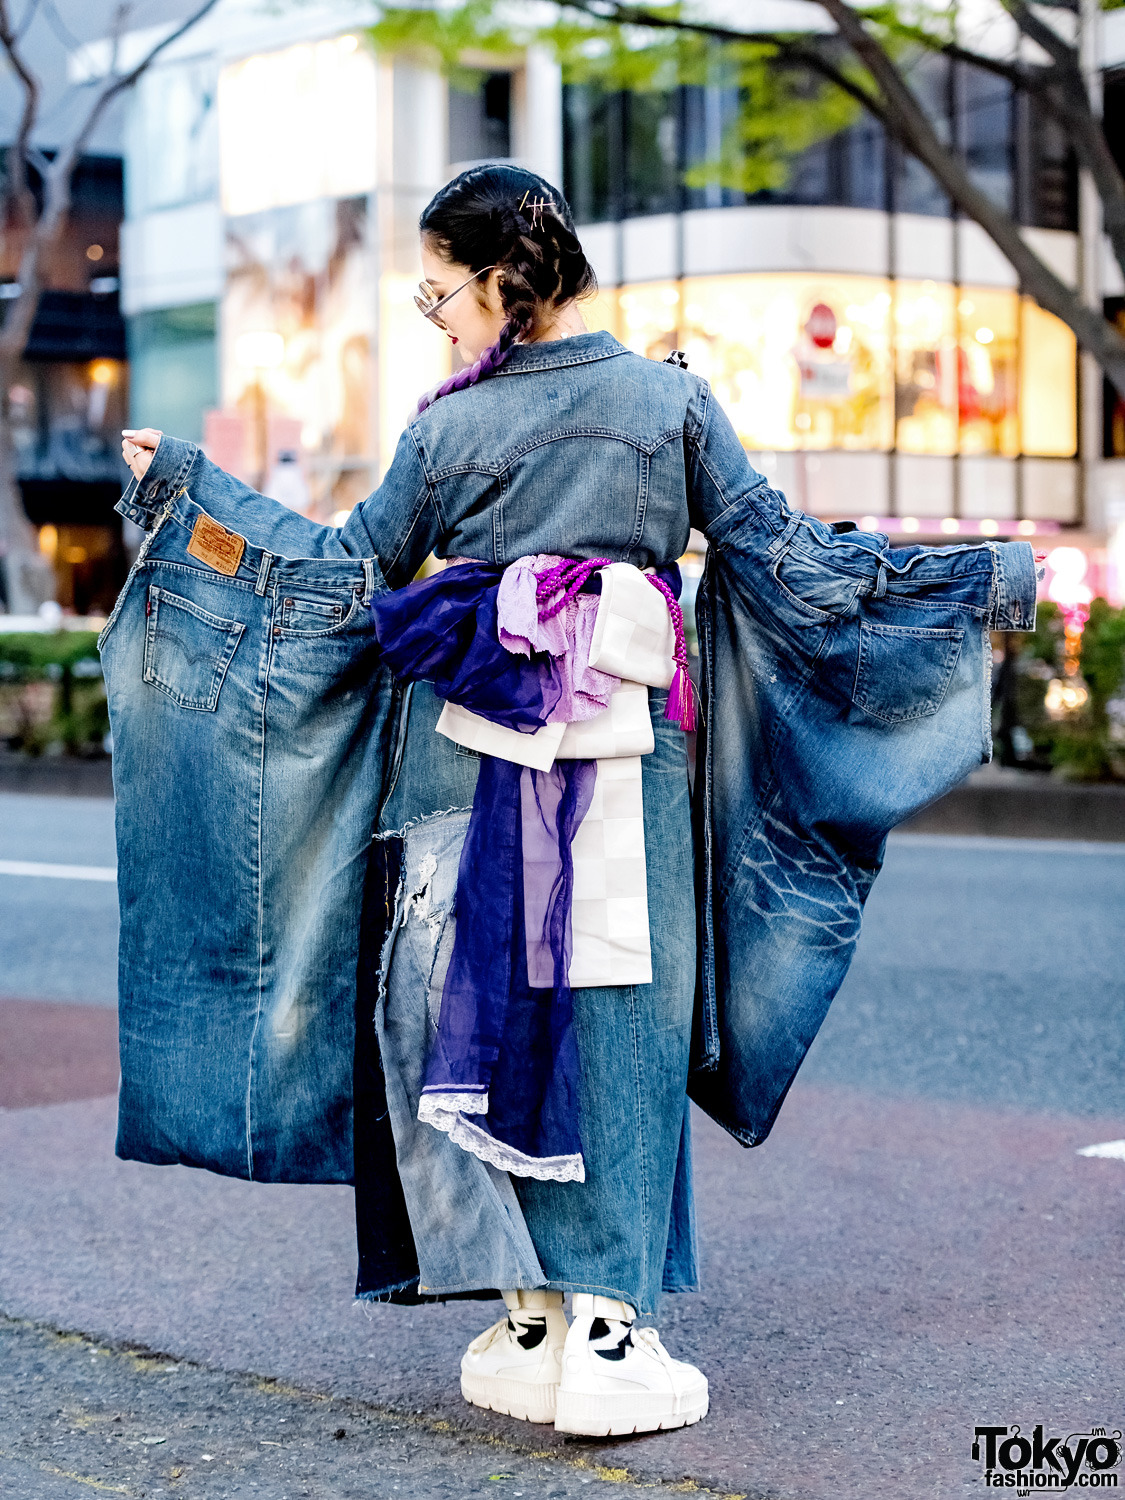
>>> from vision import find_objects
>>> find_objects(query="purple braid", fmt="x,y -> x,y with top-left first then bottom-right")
416,316 -> 529,413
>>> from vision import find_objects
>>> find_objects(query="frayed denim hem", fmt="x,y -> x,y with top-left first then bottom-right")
353,1276 -> 422,1304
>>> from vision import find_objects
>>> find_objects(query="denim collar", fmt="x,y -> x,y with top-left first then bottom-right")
496,329 -> 626,375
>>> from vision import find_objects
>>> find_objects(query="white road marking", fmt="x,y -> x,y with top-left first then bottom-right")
0,859 -> 116,882
1076,1140 -> 1125,1160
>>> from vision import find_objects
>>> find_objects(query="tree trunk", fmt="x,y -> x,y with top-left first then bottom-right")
0,354 -> 53,615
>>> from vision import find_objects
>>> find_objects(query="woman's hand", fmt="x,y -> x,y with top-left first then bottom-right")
121,428 -> 162,482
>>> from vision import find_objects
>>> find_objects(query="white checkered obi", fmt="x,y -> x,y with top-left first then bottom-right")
433,563 -> 679,989
588,563 -> 676,688
549,755 -> 650,987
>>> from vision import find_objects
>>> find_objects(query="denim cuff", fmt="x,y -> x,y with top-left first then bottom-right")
116,435 -> 201,530
990,539 -> 1038,632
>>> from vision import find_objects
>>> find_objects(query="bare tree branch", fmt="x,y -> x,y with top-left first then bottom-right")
999,0 -> 1076,73
0,0 -> 41,229
556,0 -> 1125,387
817,0 -> 1125,388
0,0 -> 223,607
0,0 -> 222,365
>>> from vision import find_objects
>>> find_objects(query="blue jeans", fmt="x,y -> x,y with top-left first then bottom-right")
375,683 -> 698,1317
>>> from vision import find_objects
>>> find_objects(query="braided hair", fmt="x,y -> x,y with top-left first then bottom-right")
416,165 -> 596,413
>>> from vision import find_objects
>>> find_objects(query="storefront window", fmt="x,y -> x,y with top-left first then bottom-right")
1020,297 -> 1077,457
894,280 -> 957,454
955,287 -> 1020,456
585,268 -> 1073,459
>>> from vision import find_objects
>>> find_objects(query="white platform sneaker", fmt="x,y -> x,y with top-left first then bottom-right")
460,1289 -> 569,1424
554,1294 -> 709,1437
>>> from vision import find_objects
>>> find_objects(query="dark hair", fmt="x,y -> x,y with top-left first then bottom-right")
416,164 -> 596,412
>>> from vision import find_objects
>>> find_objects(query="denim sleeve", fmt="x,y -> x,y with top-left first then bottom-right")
118,434 -> 351,560
342,425 -> 440,588
685,380 -> 776,534
120,428 -> 439,581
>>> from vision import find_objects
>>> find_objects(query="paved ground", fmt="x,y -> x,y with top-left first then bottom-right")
1,793 -> 1124,1499
0,1317 -> 630,1499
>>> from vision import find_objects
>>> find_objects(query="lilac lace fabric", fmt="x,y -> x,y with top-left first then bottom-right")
496,555 -> 619,723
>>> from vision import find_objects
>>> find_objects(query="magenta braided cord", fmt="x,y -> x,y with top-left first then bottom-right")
643,573 -> 696,733
416,316 -> 528,413
533,558 -> 696,732
535,557 -> 613,620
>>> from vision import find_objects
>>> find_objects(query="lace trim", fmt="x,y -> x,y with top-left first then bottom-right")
418,1102 -> 586,1184
419,1089 -> 489,1116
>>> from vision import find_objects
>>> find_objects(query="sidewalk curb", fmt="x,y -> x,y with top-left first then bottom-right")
901,777 -> 1125,841
0,1312 -> 749,1499
3,753 -> 1123,843
0,754 -> 113,797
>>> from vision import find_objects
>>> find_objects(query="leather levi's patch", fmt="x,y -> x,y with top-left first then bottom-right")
186,512 -> 246,576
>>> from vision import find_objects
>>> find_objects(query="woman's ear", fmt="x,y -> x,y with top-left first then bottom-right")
484,268 -> 507,317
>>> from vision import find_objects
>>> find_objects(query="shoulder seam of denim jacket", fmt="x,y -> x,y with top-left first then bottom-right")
684,374 -> 710,443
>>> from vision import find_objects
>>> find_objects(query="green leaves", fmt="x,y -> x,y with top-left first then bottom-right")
368,0 -> 864,198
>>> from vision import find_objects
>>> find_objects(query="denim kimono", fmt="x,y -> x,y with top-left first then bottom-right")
101,330 -> 1036,1302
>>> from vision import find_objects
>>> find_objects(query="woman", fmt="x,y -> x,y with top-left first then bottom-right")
123,163 -> 710,1438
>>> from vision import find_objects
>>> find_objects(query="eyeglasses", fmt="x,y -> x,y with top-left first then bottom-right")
414,265 -> 497,331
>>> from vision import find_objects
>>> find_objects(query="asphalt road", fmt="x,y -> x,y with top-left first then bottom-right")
1,792 -> 1123,1499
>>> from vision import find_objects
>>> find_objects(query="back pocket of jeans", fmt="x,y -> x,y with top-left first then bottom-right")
852,620 -> 964,724
143,585 -> 245,711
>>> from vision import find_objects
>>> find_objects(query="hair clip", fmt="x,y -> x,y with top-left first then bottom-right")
517,188 -> 552,229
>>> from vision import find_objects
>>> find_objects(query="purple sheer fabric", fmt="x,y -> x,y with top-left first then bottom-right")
369,561 -> 561,731
420,755 -> 596,1178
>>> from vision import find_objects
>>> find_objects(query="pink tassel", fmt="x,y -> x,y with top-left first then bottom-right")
666,662 -> 696,733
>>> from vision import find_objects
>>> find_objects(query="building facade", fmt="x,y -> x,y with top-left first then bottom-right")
3,151 -> 128,614
112,0 -> 1125,603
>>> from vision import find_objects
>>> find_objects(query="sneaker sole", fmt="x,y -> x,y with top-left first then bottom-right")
554,1385 -> 709,1437
461,1372 -> 557,1425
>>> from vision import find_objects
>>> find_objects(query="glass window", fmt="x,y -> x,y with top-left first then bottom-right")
959,66 -> 1013,214
127,303 -> 217,442
1020,298 -> 1077,456
219,37 -> 378,217
894,280 -> 957,454
955,287 -> 1019,456
610,273 -> 894,453
583,269 -> 1074,459
127,59 -> 219,218
449,71 -> 511,165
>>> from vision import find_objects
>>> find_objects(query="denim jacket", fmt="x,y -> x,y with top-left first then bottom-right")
101,330 -> 1036,1196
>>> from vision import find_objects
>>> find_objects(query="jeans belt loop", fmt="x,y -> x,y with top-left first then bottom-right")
767,514 -> 802,558
873,560 -> 888,599
361,558 -> 376,606
254,551 -> 275,597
